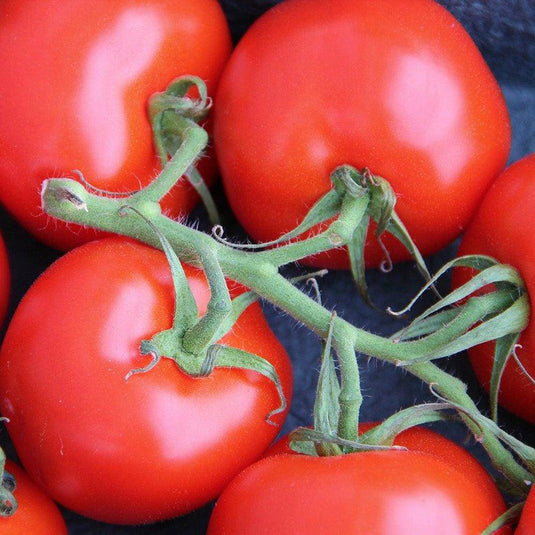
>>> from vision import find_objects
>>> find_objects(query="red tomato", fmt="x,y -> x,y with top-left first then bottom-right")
0,232 -> 9,326
454,154 -> 535,423
515,485 -> 535,535
266,422 -> 505,495
0,238 -> 292,524
214,0 -> 511,269
1,461 -> 67,535
266,423 -> 508,518
0,0 -> 231,250
209,425 -> 510,535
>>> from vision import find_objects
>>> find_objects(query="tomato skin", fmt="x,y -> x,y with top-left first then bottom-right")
265,423 -> 508,530
214,0 -> 511,269
0,232 -> 9,326
515,486 -> 535,535
454,154 -> 535,423
0,238 -> 292,524
1,461 -> 67,535
0,0 -> 231,250
208,449 -> 510,535
266,422 -> 505,494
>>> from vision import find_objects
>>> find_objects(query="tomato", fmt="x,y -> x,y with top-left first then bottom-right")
0,237 -> 292,524
266,422 -> 505,494
0,0 -> 231,250
454,154 -> 535,423
515,485 -> 535,535
214,0 -> 511,269
0,232 -> 9,326
1,461 -> 67,535
209,424 -> 510,534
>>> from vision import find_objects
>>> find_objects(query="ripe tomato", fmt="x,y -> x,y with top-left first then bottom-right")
0,232 -> 9,326
266,422 -> 505,495
0,238 -> 292,524
209,426 -> 510,534
0,0 -> 231,250
214,0 -> 511,269
454,154 -> 535,423
515,485 -> 535,535
1,461 -> 67,535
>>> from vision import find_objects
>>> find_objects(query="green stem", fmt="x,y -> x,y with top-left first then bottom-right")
132,118 -> 208,204
41,176 -> 532,493
181,245 -> 231,354
185,166 -> 221,225
332,328 -> 362,443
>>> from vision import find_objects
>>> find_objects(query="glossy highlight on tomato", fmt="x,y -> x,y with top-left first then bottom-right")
0,0 -> 231,250
455,154 -> 535,423
214,0 -> 511,269
2,461 -> 67,535
209,424 -> 510,535
0,238 -> 292,524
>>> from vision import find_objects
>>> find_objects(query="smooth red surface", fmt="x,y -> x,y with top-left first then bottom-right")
455,154 -> 535,423
515,485 -> 535,535
265,423 -> 509,527
1,461 -> 67,535
208,448 -> 510,534
0,232 -> 9,326
214,0 -> 511,269
0,0 -> 231,250
0,238 -> 292,524
266,422 -> 506,494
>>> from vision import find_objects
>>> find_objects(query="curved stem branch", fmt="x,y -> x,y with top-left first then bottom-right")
182,245 -> 232,354
132,118 -> 208,204
41,176 -> 533,493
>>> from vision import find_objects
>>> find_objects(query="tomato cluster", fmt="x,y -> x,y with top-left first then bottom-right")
0,0 -> 534,534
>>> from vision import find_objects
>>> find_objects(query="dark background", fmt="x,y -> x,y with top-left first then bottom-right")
1,1 -> 534,533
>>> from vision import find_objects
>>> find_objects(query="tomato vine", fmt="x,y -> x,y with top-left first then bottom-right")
40,84 -> 533,508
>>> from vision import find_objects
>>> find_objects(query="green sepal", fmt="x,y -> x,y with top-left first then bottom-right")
126,206 -> 198,336
313,313 -> 342,455
391,307 -> 463,341
149,75 -> 219,223
383,210 -> 433,284
390,255 -> 522,325
288,427 -> 404,456
211,165 -> 369,253
358,403 -> 455,447
390,256 -> 528,371
366,172 -> 432,284
180,246 -> 232,355
288,269 -> 329,285
400,292 -> 528,364
431,387 -> 535,478
210,291 -> 259,342
203,345 -> 286,426
213,189 -> 344,251
330,167 -> 376,303
184,166 -> 221,225
347,212 -> 372,305
287,431 -> 321,456
335,166 -> 433,301
366,170 -> 396,238
148,75 -> 211,127
480,502 -> 524,535
153,113 -> 219,225
490,333 -> 520,423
